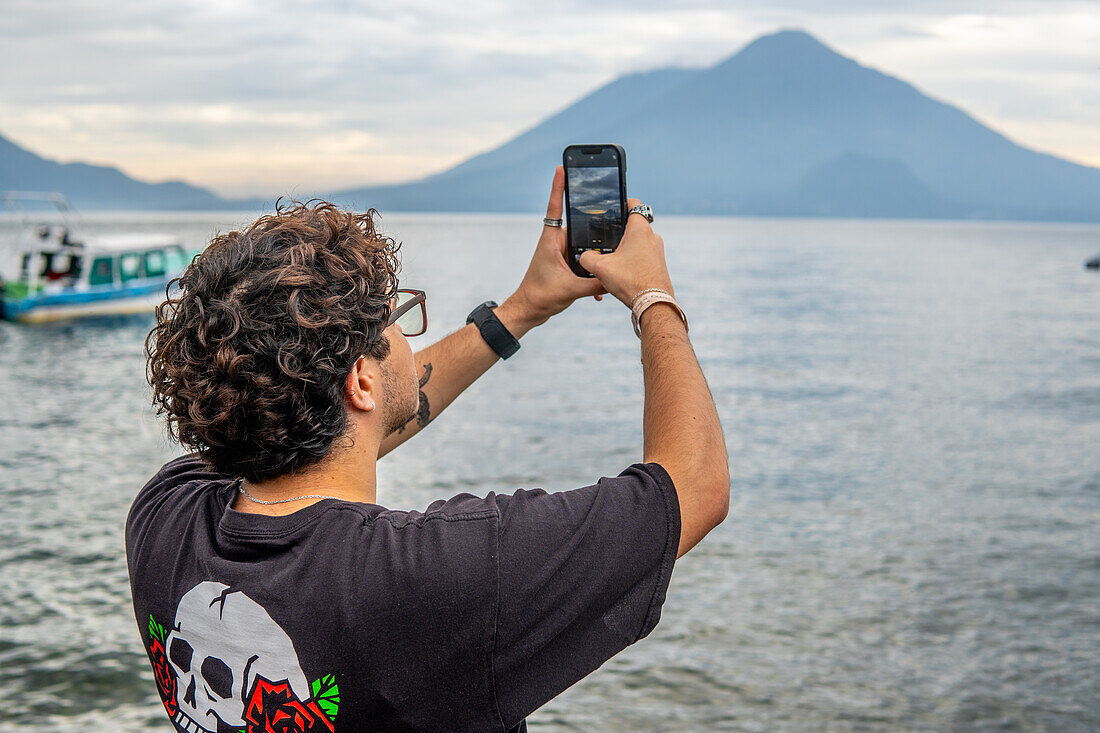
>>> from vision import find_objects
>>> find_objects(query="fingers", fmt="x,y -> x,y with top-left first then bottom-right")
623,198 -> 653,236
580,278 -> 606,298
577,249 -> 601,275
545,166 -> 565,221
584,278 -> 607,301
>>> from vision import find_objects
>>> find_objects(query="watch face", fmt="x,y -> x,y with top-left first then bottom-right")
468,301 -> 498,324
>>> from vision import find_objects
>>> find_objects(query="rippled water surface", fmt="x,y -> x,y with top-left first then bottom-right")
1,213 -> 1098,731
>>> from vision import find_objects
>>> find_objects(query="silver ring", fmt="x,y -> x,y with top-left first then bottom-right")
542,217 -> 563,227
628,204 -> 654,223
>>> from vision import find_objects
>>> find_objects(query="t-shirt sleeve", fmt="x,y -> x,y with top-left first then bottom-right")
490,462 -> 680,727
126,453 -> 222,560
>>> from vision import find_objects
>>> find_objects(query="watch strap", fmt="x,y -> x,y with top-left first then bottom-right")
466,301 -> 520,359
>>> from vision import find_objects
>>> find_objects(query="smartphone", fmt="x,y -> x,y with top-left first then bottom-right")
563,144 -> 628,278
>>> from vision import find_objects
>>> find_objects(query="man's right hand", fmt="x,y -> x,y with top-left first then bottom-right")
577,198 -> 675,307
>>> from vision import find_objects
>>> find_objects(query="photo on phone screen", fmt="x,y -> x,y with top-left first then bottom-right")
567,166 -> 624,254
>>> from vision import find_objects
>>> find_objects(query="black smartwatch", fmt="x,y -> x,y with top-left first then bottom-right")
466,301 -> 520,360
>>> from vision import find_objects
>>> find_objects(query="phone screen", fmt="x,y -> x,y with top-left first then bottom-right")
567,165 -> 624,255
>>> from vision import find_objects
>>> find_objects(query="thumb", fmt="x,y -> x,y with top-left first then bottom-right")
577,249 -> 603,276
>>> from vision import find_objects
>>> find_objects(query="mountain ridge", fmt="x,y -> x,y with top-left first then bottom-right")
331,28 -> 1100,222
0,134 -> 229,210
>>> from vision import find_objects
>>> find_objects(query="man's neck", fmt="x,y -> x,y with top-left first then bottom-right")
232,446 -> 379,516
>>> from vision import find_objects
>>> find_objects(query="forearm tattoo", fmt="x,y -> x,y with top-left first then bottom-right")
395,362 -> 433,435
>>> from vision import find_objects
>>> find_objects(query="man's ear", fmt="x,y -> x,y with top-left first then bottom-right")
344,356 -> 376,413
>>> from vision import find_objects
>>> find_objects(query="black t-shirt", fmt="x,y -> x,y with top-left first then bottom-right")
126,454 -> 680,732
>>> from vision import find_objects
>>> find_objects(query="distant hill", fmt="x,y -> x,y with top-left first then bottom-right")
0,133 -> 227,210
332,29 -> 1100,222
765,152 -> 963,219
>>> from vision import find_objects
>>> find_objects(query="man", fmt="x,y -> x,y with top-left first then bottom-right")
128,168 -> 729,732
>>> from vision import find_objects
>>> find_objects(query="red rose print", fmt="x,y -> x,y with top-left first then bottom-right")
244,677 -> 335,733
147,637 -> 178,717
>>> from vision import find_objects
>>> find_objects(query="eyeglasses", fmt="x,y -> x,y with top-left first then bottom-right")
386,288 -> 427,336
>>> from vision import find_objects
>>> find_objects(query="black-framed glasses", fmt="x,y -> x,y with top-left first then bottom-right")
386,289 -> 427,336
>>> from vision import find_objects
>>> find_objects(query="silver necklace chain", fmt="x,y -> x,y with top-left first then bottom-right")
235,478 -> 342,505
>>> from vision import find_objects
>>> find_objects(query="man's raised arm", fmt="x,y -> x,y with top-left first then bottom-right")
578,202 -> 730,558
378,166 -> 606,459
377,295 -> 541,458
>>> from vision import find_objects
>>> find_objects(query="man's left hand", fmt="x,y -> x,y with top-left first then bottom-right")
510,166 -> 606,327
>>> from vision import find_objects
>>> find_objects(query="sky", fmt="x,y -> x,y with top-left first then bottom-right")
569,166 -> 622,217
1,0 -> 1097,198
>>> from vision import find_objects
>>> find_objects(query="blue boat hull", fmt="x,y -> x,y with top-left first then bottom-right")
2,279 -> 175,323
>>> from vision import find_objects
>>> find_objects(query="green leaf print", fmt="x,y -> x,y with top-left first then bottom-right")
311,673 -> 340,721
147,614 -> 167,643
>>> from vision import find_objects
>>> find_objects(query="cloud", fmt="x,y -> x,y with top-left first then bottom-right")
0,0 -> 1097,196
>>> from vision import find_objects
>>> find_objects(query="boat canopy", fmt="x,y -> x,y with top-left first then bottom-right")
81,233 -> 183,252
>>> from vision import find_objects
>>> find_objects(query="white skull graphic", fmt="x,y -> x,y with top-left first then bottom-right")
164,581 -> 309,733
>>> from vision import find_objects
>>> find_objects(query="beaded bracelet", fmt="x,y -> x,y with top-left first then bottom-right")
629,288 -> 689,338
630,287 -> 668,308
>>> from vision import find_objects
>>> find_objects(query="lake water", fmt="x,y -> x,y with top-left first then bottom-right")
1,213 -> 1098,731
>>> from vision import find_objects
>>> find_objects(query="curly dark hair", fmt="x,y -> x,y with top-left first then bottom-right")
145,200 -> 402,483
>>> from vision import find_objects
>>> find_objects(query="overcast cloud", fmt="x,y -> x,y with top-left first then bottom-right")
1,0 -> 1097,197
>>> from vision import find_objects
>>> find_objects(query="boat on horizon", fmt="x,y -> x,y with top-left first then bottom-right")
0,191 -> 188,323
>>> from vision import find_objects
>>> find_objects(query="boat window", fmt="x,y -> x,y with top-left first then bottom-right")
145,250 -> 167,277
119,253 -> 143,282
89,256 -> 115,286
38,252 -> 56,278
165,246 -> 187,273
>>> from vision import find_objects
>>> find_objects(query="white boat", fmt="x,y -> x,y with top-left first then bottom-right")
0,192 -> 188,323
